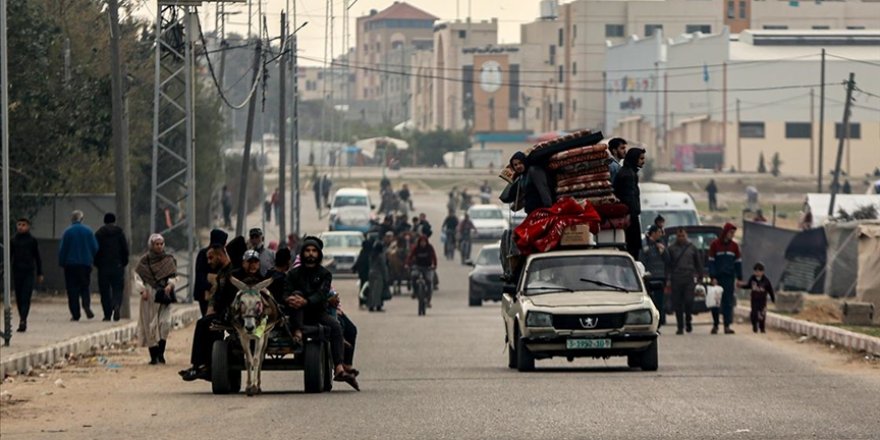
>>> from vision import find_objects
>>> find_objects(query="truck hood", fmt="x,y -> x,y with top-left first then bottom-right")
524,291 -> 645,307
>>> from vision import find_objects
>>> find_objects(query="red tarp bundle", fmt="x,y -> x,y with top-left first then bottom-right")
513,198 -> 602,255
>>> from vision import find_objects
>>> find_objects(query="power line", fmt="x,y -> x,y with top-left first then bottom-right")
195,13 -> 264,110
825,52 -> 880,68
300,54 -> 837,95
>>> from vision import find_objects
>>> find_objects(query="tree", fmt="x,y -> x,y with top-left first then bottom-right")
403,130 -> 471,166
771,152 -> 782,177
757,152 -> 767,174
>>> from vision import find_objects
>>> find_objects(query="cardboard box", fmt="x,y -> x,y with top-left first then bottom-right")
596,228 -> 626,246
560,224 -> 594,246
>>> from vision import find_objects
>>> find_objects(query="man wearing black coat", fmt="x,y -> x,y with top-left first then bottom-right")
194,229 -> 228,317
613,147 -> 647,260
94,213 -> 130,321
11,218 -> 42,332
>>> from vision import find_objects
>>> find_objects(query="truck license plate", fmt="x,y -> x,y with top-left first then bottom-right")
566,339 -> 612,349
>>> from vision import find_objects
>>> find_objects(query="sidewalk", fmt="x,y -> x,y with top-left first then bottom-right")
0,294 -> 200,377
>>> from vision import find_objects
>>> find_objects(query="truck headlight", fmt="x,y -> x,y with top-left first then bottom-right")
625,309 -> 653,325
526,311 -> 553,327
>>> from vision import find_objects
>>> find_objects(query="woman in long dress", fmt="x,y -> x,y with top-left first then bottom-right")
367,241 -> 389,312
135,234 -> 178,365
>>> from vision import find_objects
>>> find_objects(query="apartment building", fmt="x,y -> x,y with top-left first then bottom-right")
606,29 -> 880,177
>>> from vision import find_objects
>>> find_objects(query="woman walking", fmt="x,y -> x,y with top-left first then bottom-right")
367,240 -> 389,312
136,234 -> 178,365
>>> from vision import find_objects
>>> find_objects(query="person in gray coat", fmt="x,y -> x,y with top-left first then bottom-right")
247,228 -> 275,276
640,225 -> 668,326
665,228 -> 704,335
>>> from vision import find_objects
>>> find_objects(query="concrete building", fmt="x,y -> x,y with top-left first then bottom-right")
605,29 -> 880,177
354,2 -> 437,123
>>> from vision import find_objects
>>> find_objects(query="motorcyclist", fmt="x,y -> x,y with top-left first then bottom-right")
405,235 -> 437,307
441,210 -> 459,260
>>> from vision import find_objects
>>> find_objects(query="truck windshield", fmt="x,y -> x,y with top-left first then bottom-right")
524,255 -> 641,294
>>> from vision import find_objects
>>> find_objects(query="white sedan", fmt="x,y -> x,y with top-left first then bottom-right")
318,231 -> 364,274
467,205 -> 509,241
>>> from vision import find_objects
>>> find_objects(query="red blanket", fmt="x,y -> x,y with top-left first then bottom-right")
547,151 -> 610,170
549,143 -> 608,161
556,179 -> 611,195
514,198 -> 602,255
556,171 -> 611,188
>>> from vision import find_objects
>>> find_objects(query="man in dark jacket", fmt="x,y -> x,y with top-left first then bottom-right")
708,222 -> 743,334
640,225 -> 668,327
613,147 -> 646,260
666,228 -> 704,334
194,229 -> 227,316
284,236 -> 358,389
94,213 -> 130,321
58,210 -> 99,321
11,218 -> 42,332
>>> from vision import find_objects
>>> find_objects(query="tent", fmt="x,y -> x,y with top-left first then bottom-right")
823,220 -> 880,300
354,136 -> 409,160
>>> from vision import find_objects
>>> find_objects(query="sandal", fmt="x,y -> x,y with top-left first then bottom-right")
333,371 -> 361,391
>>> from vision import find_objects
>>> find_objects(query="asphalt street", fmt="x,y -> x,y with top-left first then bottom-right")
2,188 -> 879,440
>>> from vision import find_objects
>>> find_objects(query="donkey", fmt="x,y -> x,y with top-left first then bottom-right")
229,277 -> 282,396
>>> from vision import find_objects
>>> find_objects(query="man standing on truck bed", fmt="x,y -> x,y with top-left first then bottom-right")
613,147 -> 647,260
708,223 -> 742,335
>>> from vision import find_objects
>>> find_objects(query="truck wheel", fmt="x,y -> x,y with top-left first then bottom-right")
639,340 -> 659,371
211,340 -> 239,394
515,331 -> 535,372
507,339 -> 518,369
303,341 -> 324,393
468,288 -> 482,307
626,354 -> 642,369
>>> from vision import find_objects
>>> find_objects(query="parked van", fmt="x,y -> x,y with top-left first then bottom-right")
328,188 -> 374,233
639,187 -> 700,231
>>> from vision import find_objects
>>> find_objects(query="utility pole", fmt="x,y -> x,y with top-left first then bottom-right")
810,88 -> 815,175
108,0 -> 133,319
828,73 -> 855,217
235,40 -> 263,237
278,12 -> 287,242
818,49 -> 826,192
291,25 -> 301,235
1,0 -> 12,346
736,98 -> 742,172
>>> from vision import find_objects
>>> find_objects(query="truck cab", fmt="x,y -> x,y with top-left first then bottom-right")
501,248 -> 660,372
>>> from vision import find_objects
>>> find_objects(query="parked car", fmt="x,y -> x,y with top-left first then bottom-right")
318,231 -> 364,274
502,249 -> 659,372
467,204 -> 508,240
468,243 -> 503,306
328,188 -> 374,233
663,225 -> 723,314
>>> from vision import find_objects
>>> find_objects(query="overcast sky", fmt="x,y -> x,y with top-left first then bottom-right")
134,0 -> 542,67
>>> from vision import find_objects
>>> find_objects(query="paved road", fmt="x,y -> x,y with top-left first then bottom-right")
2,189 -> 879,439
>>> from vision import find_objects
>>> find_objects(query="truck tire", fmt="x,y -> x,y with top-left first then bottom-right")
468,289 -> 482,307
507,340 -> 518,369
626,354 -> 642,369
211,340 -> 240,394
516,331 -> 535,372
303,341 -> 324,393
639,340 -> 659,371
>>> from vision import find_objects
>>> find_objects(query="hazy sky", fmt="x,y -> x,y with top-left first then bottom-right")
135,0 -> 542,66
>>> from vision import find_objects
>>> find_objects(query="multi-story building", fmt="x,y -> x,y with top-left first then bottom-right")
605,28 -> 880,177
353,2 -> 437,123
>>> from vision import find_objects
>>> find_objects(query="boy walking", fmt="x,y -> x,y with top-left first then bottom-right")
742,262 -> 775,333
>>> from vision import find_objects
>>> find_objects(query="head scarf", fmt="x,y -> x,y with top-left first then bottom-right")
136,233 -> 177,288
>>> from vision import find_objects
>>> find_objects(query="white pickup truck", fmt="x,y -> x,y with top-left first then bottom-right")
501,248 -> 660,372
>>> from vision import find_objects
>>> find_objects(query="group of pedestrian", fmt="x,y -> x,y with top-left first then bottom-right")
179,231 -> 361,390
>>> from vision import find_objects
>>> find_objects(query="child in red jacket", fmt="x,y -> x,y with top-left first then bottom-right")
740,262 -> 775,333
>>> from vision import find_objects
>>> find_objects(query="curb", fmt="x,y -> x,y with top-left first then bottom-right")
735,306 -> 880,356
0,305 -> 201,378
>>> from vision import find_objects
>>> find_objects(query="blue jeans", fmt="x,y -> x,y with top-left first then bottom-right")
717,276 -> 736,327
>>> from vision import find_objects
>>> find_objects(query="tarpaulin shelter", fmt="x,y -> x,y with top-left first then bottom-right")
823,220 -> 880,299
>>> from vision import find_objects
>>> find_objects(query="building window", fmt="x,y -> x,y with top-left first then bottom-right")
572,100 -> 577,113
509,65 -> 520,118
572,62 -> 577,76
847,26 -> 866,30
558,103 -> 564,119
558,65 -> 564,83
739,122 -> 765,138
391,41 -> 404,49
559,28 -> 564,47
812,25 -> 830,30
317,71 -> 324,80
606,24 -> 625,38
573,25 -> 577,39
763,25 -> 788,30
727,0 -> 735,19
535,107 -> 540,119
785,122 -> 811,139
549,45 -> 556,65
739,1 -> 747,19
458,30 -> 466,39
835,122 -> 861,139
685,24 -> 711,34
645,24 -> 663,37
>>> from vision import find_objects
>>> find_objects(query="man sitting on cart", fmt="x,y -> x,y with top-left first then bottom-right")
283,236 -> 359,390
